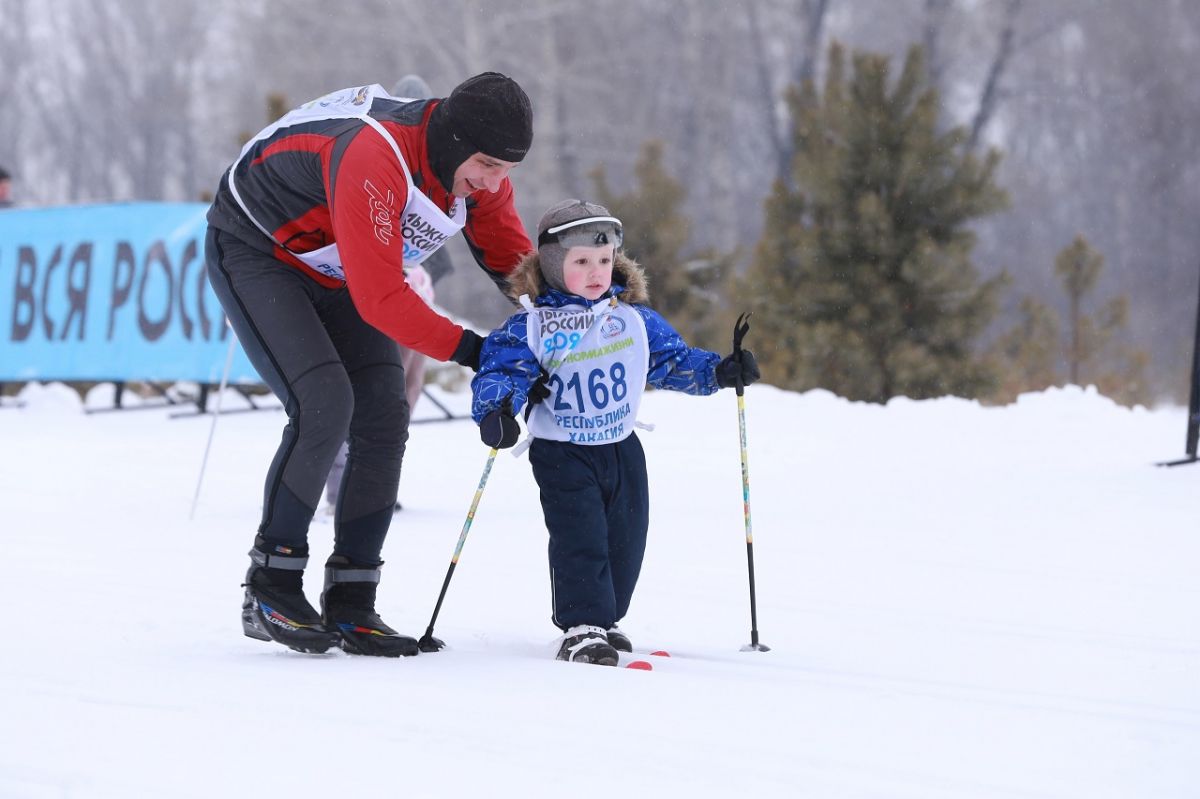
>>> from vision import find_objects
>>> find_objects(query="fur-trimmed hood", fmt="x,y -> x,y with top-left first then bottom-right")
505,250 -> 650,306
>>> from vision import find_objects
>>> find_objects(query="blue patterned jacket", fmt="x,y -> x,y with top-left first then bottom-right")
471,257 -> 721,423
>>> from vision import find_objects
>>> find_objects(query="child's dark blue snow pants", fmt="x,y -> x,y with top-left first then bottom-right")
528,434 -> 650,631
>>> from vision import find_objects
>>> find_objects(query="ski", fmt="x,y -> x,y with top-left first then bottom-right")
617,649 -> 672,671
626,648 -> 673,658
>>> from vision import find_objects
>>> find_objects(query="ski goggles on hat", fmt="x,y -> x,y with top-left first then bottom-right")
537,216 -> 624,250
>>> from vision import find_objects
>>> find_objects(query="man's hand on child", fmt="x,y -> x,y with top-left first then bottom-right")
480,408 -> 521,449
451,329 -> 485,372
716,349 -> 762,389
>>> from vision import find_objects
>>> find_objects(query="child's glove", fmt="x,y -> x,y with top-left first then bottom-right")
716,349 -> 762,389
526,366 -> 552,407
479,408 -> 521,449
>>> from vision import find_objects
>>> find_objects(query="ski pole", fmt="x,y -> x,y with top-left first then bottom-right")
189,328 -> 238,520
732,312 -> 769,652
418,447 -> 499,652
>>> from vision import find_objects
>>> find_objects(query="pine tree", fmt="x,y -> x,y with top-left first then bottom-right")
988,234 -> 1151,407
986,296 -> 1061,402
266,93 -> 289,126
590,140 -> 735,350
1052,234 -> 1150,405
743,43 -> 1008,402
1056,234 -> 1106,385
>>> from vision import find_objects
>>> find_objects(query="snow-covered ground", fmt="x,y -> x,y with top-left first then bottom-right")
1,382 -> 1196,798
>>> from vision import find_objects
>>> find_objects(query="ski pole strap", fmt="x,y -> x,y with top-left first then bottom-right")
511,434 -> 533,458
325,566 -> 381,584
249,548 -> 308,570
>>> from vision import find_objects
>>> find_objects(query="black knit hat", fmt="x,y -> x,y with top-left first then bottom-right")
448,72 -> 532,160
426,72 -> 533,192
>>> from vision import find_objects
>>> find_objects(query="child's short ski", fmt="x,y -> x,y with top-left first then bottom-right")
618,649 -> 671,670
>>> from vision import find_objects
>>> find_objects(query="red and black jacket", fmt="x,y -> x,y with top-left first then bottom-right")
206,97 -> 531,361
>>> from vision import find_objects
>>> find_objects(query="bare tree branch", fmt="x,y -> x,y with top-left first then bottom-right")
747,0 -> 789,183
967,0 -> 1022,152
795,0 -> 832,86
922,0 -> 953,91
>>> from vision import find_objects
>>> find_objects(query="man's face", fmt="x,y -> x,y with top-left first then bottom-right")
0,179 -> 10,203
451,153 -> 518,197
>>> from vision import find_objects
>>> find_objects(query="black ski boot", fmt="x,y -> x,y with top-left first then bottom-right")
321,556 -> 419,657
606,625 -> 633,653
556,625 -> 619,666
241,538 -> 341,654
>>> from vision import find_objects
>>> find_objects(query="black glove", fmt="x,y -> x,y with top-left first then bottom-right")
450,329 -> 484,372
526,367 -> 552,407
479,408 -> 521,449
716,349 -> 761,389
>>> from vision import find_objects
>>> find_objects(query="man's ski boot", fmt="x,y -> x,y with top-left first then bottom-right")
556,625 -> 619,666
242,537 -> 341,654
606,625 -> 633,653
321,556 -> 419,657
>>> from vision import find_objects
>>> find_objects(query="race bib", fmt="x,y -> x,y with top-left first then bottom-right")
524,302 -> 650,445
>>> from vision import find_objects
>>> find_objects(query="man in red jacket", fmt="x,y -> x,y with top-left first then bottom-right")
205,72 -> 533,657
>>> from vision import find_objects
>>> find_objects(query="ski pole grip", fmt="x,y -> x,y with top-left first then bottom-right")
732,312 -> 752,397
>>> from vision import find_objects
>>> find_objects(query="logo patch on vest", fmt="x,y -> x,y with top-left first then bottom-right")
599,314 -> 627,340
363,179 -> 396,245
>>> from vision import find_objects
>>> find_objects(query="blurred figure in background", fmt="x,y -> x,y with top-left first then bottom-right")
0,166 -> 13,208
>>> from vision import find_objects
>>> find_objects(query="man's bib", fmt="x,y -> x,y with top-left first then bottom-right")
227,84 -> 465,280
524,300 -> 650,445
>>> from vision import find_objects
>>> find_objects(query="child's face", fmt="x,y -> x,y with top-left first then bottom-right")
561,244 -> 615,300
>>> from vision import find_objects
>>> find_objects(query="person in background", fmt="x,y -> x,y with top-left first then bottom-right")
323,75 -> 457,514
205,72 -> 534,658
470,200 -> 761,666
0,166 -> 13,208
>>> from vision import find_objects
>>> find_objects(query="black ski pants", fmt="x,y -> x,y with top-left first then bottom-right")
529,434 -> 650,631
205,227 -> 408,565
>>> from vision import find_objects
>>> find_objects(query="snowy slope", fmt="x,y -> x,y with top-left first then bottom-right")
1,382 -> 1197,798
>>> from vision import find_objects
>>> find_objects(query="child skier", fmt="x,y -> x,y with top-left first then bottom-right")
471,199 -> 761,665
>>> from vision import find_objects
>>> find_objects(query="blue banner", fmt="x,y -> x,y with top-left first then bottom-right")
0,202 -> 260,383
